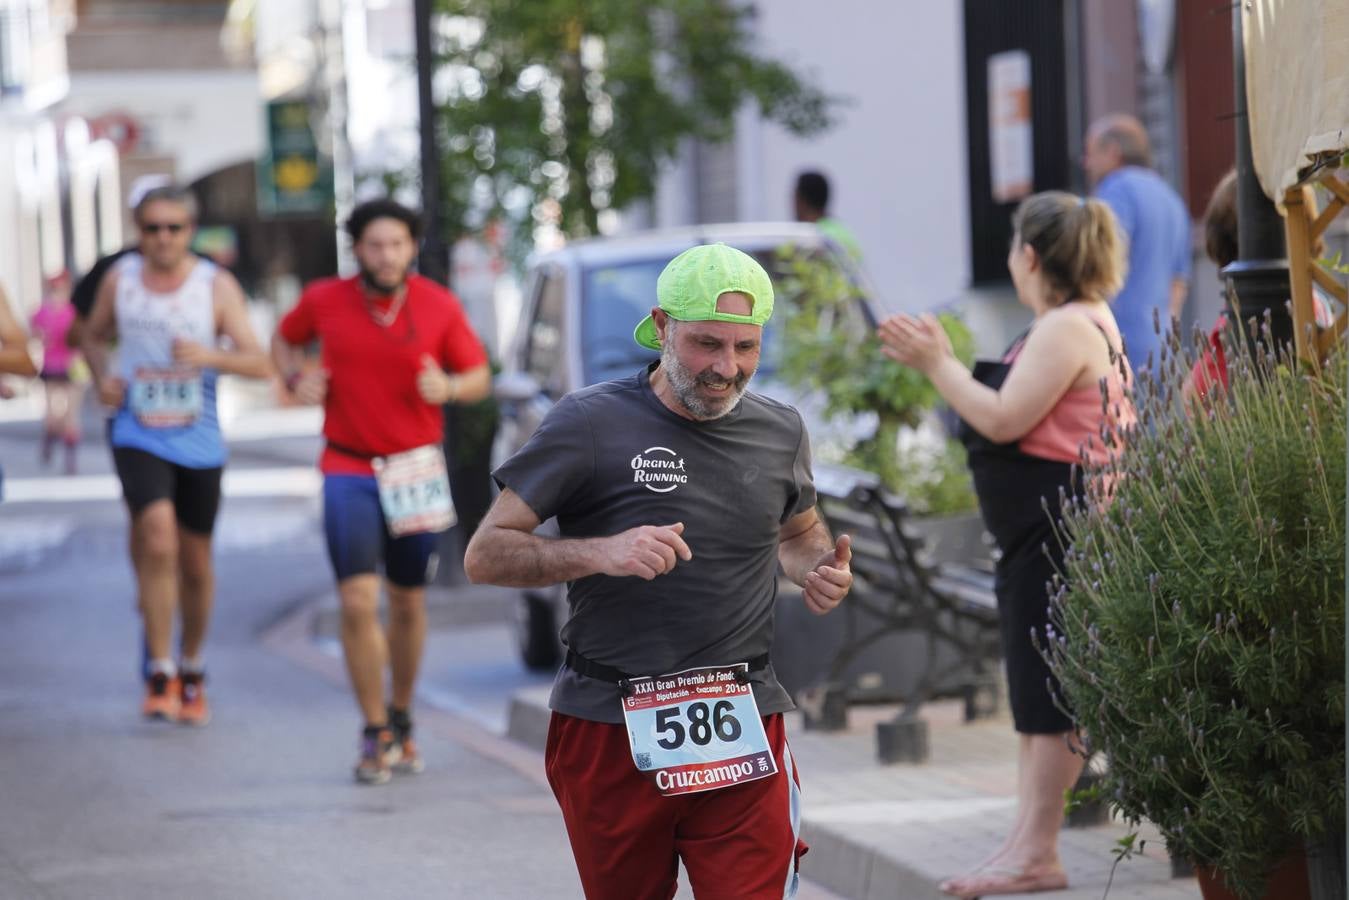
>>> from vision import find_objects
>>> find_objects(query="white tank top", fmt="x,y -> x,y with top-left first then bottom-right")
110,253 -> 226,468
115,254 -> 217,378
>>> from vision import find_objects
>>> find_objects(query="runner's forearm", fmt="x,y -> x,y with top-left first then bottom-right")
80,334 -> 112,387
0,345 -> 36,377
210,348 -> 272,378
270,335 -> 305,385
777,518 -> 834,587
465,526 -> 608,588
449,364 -> 491,405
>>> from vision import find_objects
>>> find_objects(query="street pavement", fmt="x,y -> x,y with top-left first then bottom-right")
0,384 -> 843,899
0,378 -> 1201,899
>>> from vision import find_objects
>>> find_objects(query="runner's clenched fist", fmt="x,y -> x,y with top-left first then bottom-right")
598,522 -> 693,581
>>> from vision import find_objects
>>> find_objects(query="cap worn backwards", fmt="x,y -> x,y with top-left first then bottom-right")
633,243 -> 775,350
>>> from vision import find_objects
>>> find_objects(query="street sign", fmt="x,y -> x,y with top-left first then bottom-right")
257,99 -> 334,217
987,49 -> 1033,204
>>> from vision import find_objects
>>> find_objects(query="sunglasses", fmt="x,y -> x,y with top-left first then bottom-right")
142,222 -> 188,235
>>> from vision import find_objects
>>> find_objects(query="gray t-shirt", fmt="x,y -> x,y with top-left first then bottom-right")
493,364 -> 817,724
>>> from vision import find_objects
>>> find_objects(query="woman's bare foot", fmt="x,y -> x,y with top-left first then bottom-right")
939,863 -> 1068,898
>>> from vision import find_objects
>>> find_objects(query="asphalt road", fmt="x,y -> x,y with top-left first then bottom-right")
0,404 -> 841,900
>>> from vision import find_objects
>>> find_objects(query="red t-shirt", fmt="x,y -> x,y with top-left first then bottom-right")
279,274 -> 488,475
1190,290 -> 1335,399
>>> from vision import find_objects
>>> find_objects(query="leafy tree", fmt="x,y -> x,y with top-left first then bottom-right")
432,0 -> 835,247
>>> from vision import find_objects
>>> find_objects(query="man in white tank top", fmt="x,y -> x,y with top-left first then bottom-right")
82,185 -> 272,726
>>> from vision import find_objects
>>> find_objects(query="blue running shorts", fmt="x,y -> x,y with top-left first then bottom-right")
322,474 -> 440,587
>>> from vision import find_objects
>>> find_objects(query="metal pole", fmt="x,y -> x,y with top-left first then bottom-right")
320,0 -> 356,276
1222,1 -> 1292,352
414,0 -> 447,284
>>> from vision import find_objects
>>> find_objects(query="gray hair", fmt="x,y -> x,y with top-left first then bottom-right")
134,185 -> 199,224
1091,114 -> 1153,169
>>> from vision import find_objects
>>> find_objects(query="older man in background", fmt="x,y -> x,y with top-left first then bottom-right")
1083,114 -> 1191,375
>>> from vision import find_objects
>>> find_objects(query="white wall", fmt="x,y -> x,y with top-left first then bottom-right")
736,1 -> 970,315
62,70 -> 262,185
341,0 -> 419,197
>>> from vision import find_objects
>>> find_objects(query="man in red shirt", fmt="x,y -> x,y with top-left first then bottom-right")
273,199 -> 490,783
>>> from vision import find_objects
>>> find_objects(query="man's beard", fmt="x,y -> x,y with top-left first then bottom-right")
660,336 -> 752,421
360,264 -> 407,296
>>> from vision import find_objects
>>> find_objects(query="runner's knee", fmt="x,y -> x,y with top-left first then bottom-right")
136,503 -> 179,564
338,576 -> 381,622
386,588 -> 423,625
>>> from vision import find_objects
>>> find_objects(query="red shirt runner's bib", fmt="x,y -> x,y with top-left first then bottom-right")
373,443 -> 456,536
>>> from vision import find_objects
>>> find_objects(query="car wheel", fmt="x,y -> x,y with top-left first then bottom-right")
515,591 -> 561,671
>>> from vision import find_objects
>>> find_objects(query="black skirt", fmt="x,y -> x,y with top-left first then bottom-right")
960,351 -> 1080,735
973,454 -> 1078,734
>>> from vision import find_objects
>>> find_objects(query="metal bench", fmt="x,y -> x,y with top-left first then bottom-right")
798,462 -> 1002,763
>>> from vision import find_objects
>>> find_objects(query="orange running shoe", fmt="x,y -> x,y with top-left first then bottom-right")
388,711 -> 424,775
142,673 -> 181,721
178,672 -> 211,727
391,732 -> 424,775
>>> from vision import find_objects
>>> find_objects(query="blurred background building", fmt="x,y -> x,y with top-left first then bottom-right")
0,0 -> 120,316
4,0 -> 1340,353
638,0 -> 1251,352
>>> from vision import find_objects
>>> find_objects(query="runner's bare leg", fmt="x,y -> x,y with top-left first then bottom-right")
134,501 -> 179,662
386,583 -> 426,711
338,574 -> 388,724
177,527 -> 214,660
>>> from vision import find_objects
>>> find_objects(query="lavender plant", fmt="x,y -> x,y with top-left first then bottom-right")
1046,319 -> 1346,899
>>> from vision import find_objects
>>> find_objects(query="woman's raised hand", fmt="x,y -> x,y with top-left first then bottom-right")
878,313 -> 951,375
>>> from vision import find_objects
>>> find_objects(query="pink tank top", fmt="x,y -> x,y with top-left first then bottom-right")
31,302 -> 76,374
1006,308 -> 1136,467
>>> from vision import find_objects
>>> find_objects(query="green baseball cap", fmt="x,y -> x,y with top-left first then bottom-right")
633,243 -> 775,350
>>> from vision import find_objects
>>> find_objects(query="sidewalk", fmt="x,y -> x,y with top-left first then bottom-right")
504,678 -> 1201,900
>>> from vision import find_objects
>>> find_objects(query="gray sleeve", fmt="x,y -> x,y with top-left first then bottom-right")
492,394 -> 595,522
783,413 -> 817,522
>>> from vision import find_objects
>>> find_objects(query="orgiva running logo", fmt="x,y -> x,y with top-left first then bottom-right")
630,446 -> 688,493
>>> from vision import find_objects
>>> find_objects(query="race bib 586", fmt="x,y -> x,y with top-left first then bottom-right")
621,664 -> 777,797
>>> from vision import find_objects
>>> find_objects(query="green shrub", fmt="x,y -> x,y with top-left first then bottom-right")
1048,330 -> 1346,899
774,247 -> 977,515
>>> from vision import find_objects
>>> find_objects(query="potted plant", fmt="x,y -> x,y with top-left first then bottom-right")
1046,331 -> 1346,900
774,247 -> 978,519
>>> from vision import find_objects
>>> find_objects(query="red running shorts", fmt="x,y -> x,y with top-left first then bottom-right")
544,711 -> 807,900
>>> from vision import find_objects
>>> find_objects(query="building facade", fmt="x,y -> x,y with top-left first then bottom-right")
640,0 -> 1242,352
0,0 -> 120,315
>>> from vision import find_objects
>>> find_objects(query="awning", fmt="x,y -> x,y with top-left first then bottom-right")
1244,0 -> 1349,199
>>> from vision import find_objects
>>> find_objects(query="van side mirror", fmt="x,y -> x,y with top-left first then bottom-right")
494,371 -> 543,402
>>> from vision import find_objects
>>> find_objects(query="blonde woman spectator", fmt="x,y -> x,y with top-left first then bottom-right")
878,191 -> 1135,898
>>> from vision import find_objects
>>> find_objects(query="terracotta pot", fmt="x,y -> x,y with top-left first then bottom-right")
1194,847 -> 1311,900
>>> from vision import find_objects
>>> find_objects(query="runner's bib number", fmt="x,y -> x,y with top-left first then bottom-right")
130,367 -> 202,428
372,444 -> 456,537
622,663 -> 777,797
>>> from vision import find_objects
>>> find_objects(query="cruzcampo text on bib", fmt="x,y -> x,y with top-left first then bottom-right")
621,663 -> 777,797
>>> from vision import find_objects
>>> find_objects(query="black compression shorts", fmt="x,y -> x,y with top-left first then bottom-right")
112,446 -> 223,535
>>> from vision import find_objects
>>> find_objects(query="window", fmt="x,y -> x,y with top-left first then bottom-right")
524,269 -> 565,391
581,260 -> 662,385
